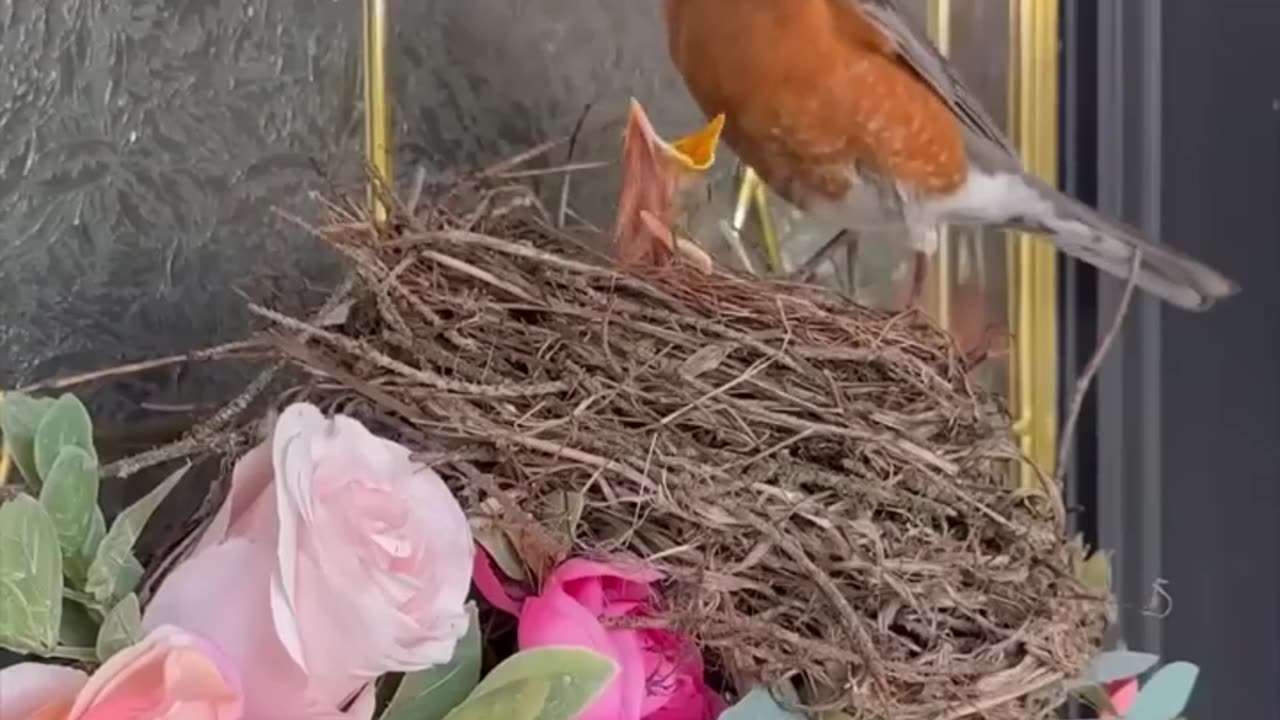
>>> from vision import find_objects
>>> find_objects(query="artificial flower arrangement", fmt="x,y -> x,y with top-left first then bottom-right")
0,392 -> 1202,720
0,393 -> 780,720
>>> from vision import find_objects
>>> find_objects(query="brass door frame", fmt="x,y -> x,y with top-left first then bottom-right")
364,0 -> 394,227
1006,0 -> 1059,485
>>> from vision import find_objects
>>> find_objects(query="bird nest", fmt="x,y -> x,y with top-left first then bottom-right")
245,180 -> 1108,720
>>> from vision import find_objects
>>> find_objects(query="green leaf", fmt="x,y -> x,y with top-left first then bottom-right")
468,645 -> 616,701
33,395 -> 97,485
1068,649 -> 1160,688
85,464 -> 189,605
39,447 -> 102,585
0,393 -> 57,488
96,593 -> 142,662
80,508 -> 107,584
0,494 -> 65,653
1126,662 -> 1199,720
444,646 -> 617,720
546,491 -> 586,540
441,678 -> 550,720
721,687 -> 805,719
1075,684 -> 1118,715
470,517 -> 529,583
59,598 -> 100,647
382,604 -> 483,720
1080,549 -> 1112,593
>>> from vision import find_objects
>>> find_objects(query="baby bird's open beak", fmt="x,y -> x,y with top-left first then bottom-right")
612,98 -> 724,269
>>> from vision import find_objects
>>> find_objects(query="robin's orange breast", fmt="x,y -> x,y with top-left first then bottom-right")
663,0 -> 968,210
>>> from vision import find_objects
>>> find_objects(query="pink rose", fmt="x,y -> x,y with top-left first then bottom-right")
474,553 -> 725,720
1100,677 -> 1139,717
144,402 -> 473,720
0,625 -> 241,720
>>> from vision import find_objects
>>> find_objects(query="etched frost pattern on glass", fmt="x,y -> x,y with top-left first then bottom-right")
0,0 -> 695,407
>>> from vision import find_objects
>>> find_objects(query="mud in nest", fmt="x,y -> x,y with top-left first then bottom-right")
250,185 -> 1108,720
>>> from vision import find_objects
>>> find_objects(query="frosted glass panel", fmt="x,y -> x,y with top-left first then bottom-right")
0,1 -> 697,420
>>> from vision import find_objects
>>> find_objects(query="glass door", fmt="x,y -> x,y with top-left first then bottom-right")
0,0 -> 367,406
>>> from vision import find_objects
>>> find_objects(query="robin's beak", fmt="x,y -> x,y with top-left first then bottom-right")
612,98 -> 725,268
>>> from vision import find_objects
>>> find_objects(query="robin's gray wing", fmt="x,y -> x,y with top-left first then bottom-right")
845,0 -> 1019,158
838,0 -> 1239,310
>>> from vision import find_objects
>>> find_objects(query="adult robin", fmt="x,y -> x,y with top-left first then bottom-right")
659,0 -> 1239,310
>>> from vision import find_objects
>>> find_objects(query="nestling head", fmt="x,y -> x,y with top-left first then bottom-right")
612,98 -> 724,266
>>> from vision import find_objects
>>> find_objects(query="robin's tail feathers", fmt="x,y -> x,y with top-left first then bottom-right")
942,169 -> 1239,311
1036,221 -> 1234,310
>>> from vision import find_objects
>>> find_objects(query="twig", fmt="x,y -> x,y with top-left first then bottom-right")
471,136 -> 576,180
788,230 -> 850,284
494,431 -> 657,492
558,103 -> 595,229
248,303 -> 569,398
16,340 -> 265,394
492,161 -> 610,181
101,275 -> 359,479
102,429 -> 244,479
1054,251 -> 1143,487
742,513 -> 885,686
935,668 -> 1064,720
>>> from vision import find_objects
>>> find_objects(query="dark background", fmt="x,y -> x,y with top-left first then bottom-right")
1062,0 -> 1280,716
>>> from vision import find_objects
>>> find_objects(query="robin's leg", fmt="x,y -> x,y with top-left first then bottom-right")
842,231 -> 862,297
904,249 -> 929,309
789,229 -> 851,284
897,224 -> 939,311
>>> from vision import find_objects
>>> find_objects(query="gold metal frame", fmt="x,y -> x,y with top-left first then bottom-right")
1007,0 -> 1059,485
364,0 -> 393,227
925,0 -> 954,328
0,392 -> 10,486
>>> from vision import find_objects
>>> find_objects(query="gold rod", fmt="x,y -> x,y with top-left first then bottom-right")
1008,0 -> 1060,486
927,0 -> 953,327
363,0 -> 393,228
752,181 -> 780,273
732,167 -> 756,230
0,391 -> 11,487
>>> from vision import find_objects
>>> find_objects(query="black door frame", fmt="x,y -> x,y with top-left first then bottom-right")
1060,0 -> 1167,657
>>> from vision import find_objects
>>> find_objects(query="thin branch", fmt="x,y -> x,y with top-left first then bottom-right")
1055,251 -> 1143,487
492,160 -> 610,180
16,340 -> 265,394
98,275 -> 360,479
558,103 -> 595,228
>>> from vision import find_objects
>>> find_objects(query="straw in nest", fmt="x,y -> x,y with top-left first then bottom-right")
238,181 -> 1108,720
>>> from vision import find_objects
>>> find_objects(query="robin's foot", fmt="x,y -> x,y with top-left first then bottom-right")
899,249 -> 929,311
790,229 -> 851,284
842,231 -> 862,297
